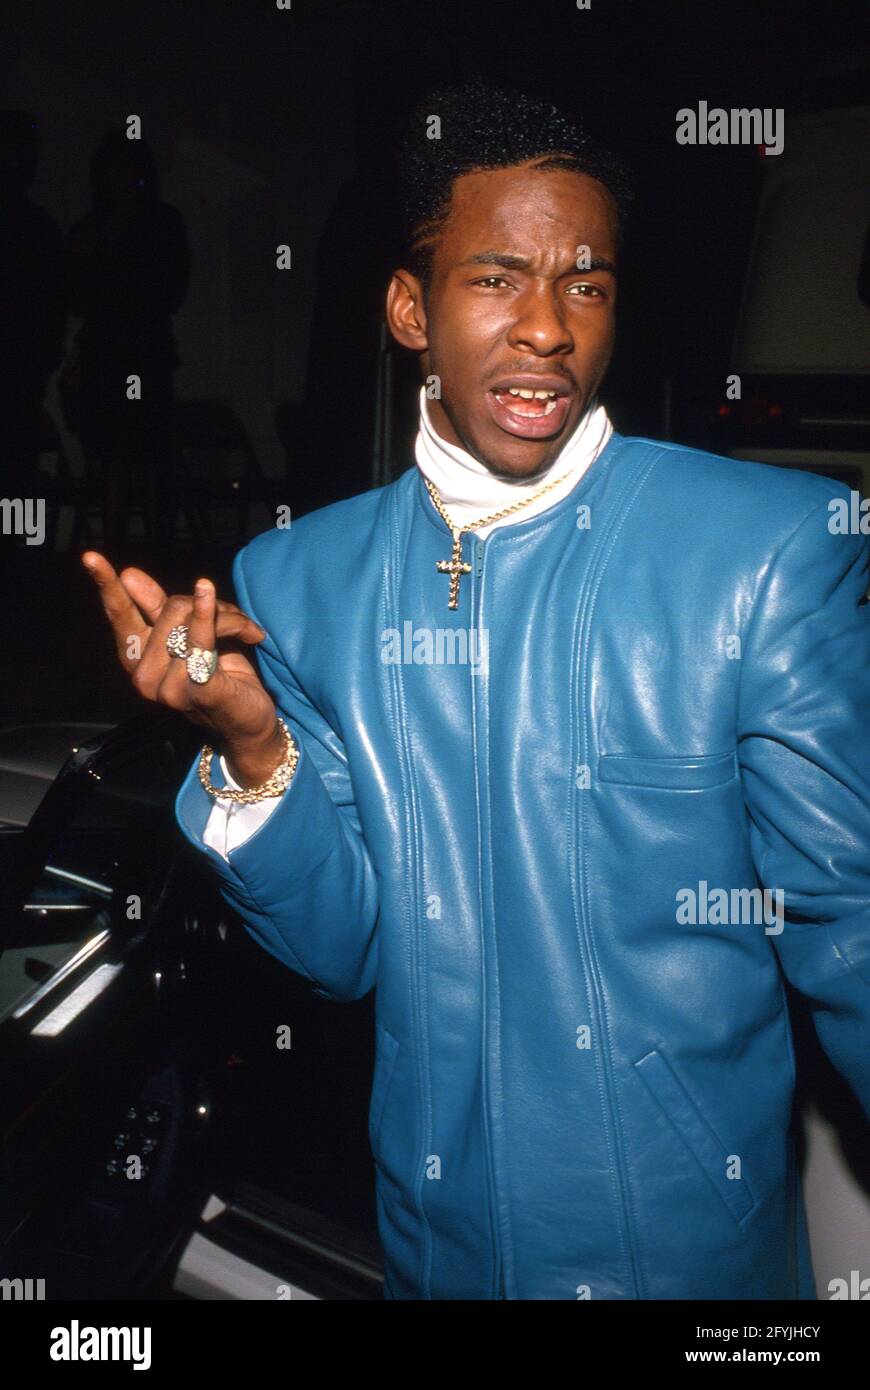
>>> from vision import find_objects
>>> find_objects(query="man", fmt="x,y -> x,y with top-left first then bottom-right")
84,80 -> 870,1300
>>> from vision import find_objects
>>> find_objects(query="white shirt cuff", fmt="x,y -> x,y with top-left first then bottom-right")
201,754 -> 284,860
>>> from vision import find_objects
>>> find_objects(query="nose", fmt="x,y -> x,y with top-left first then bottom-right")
507,281 -> 574,357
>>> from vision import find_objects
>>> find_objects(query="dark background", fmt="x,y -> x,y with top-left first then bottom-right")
0,0 -> 867,1300
1,0 -> 867,722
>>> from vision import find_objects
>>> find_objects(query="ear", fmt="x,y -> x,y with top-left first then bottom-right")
386,269 -> 429,350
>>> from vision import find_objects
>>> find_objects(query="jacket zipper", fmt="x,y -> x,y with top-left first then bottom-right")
570,510 -> 644,1298
472,534 -> 505,1300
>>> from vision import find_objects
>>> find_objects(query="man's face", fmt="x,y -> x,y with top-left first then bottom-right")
388,159 -> 619,479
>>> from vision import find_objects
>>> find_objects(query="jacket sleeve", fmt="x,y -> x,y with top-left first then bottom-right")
202,756 -> 283,860
737,491 -> 870,1116
174,543 -> 380,1001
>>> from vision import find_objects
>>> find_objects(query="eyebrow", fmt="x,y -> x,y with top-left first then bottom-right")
458,250 -> 618,276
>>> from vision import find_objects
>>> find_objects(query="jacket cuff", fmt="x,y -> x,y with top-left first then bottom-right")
173,728 -> 318,888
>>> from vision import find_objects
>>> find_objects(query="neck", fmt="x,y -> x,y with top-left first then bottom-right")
414,387 -> 613,539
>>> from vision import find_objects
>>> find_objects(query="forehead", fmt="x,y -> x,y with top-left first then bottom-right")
437,161 -> 618,263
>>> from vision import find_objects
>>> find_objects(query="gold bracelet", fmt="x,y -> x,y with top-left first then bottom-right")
198,717 -> 299,804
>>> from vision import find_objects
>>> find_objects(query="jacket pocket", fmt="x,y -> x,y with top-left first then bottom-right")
598,750 -> 737,789
368,1025 -> 400,1156
634,1047 -> 754,1225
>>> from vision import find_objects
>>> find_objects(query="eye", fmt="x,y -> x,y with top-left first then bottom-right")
472,275 -> 513,289
567,283 -> 606,298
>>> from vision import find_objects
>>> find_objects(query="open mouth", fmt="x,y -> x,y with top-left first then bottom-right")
485,382 -> 573,439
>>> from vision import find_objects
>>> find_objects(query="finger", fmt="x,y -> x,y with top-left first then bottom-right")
81,550 -> 149,668
156,618 -> 262,715
161,580 -> 234,712
119,569 -> 248,623
177,577 -> 223,709
215,609 -> 267,644
188,577 -> 217,652
121,567 -> 264,643
118,567 -> 170,625
132,590 -> 196,697
132,593 -> 247,700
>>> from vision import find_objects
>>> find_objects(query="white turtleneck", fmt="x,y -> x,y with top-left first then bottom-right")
415,385 -> 612,537
203,387 -> 614,859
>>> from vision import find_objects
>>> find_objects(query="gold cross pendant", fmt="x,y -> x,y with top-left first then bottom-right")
436,531 -> 472,610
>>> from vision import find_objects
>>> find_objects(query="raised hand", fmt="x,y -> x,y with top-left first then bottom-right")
82,551 -> 286,786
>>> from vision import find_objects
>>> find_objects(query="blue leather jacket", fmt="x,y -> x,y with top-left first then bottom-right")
175,432 -> 870,1299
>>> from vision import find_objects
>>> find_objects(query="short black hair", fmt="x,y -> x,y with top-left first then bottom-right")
395,77 -> 634,296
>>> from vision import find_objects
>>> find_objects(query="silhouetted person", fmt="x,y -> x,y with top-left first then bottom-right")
66,131 -> 189,557
0,111 -> 66,566
293,52 -> 433,514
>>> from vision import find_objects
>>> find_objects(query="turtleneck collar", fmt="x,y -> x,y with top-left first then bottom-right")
414,385 -> 613,538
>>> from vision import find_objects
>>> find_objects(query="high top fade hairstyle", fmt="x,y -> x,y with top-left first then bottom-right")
395,77 -> 635,306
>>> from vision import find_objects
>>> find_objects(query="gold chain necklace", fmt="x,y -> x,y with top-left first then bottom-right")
424,470 -> 573,609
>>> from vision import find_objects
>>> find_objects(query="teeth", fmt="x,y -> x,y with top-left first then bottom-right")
494,390 -> 561,417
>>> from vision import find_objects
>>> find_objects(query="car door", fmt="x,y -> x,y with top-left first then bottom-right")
0,709 -> 232,1299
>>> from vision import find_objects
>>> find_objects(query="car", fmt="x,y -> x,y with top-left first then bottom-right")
0,709 -> 384,1300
